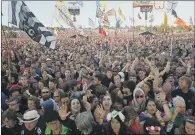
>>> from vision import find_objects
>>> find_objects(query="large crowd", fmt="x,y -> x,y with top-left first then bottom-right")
1,30 -> 195,135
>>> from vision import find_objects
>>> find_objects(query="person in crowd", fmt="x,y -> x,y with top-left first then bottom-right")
122,80 -> 136,105
53,89 -> 65,108
44,110 -> 71,135
20,110 -> 46,135
129,88 -> 146,114
143,118 -> 166,135
2,109 -> 22,135
106,110 -> 126,135
27,96 -> 43,115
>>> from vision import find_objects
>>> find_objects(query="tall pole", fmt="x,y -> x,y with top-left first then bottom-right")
145,11 -> 147,31
133,3 -> 134,42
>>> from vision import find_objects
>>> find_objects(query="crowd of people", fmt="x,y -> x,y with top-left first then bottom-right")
1,30 -> 195,135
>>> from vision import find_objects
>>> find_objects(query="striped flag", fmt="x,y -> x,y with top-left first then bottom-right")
174,17 -> 190,31
138,13 -> 142,19
118,7 -> 126,20
9,1 -> 56,49
88,18 -> 95,28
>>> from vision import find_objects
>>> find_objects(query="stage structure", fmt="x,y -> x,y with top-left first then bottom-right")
68,2 -> 80,22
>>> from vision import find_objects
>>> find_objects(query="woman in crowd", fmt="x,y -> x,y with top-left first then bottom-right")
139,98 -> 171,126
129,88 -> 146,114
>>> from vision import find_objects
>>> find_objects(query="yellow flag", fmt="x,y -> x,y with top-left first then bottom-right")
102,1 -> 107,9
164,13 -> 168,30
118,7 -> 126,20
54,28 -> 58,35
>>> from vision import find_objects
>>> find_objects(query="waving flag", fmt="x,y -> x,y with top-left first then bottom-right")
96,1 -> 101,7
102,1 -> 107,9
118,7 -> 126,20
189,16 -> 193,25
105,8 -> 115,17
138,13 -> 142,19
174,17 -> 190,31
9,1 -> 56,49
88,18 -> 95,28
99,25 -> 107,36
171,9 -> 177,18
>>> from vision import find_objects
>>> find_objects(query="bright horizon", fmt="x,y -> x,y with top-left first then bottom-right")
1,1 -> 194,28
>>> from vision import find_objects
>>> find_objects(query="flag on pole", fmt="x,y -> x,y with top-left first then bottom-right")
174,17 -> 190,31
171,9 -> 177,18
96,1 -> 101,7
189,16 -> 193,25
102,1 -> 107,9
118,7 -> 126,20
99,25 -> 107,36
9,1 -> 56,49
138,13 -> 142,19
88,18 -> 95,28
105,8 -> 115,17
164,13 -> 168,30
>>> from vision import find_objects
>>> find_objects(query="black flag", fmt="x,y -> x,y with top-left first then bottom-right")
172,9 -> 177,18
9,1 -> 56,49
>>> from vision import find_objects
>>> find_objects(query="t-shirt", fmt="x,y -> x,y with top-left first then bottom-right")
171,88 -> 193,109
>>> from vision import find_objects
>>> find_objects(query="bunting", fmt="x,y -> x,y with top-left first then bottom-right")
118,7 -> 126,20
164,13 -> 168,30
174,17 -> 190,31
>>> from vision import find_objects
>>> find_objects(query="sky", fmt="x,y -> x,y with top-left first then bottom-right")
1,1 -> 194,28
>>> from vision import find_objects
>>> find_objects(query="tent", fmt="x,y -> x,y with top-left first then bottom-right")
139,31 -> 154,36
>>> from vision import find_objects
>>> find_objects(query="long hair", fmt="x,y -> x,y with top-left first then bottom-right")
107,115 -> 126,135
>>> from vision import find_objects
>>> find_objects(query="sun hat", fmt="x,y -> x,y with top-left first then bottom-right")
20,110 -> 40,123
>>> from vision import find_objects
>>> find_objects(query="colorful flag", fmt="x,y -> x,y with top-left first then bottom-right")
171,9 -> 177,18
88,18 -> 95,28
118,7 -> 126,20
189,16 -> 193,25
9,1 -> 56,49
105,8 -> 115,17
138,13 -> 142,19
164,13 -> 168,30
174,17 -> 190,31
99,25 -> 107,36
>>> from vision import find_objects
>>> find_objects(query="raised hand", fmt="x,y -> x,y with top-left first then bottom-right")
58,104 -> 71,120
96,104 -> 106,120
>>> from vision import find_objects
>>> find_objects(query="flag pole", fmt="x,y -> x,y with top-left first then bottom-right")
132,2 -> 134,42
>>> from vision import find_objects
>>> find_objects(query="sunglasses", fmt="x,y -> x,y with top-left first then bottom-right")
135,95 -> 144,99
42,91 -> 49,94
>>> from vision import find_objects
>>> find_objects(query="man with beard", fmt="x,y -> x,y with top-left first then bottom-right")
40,87 -> 59,111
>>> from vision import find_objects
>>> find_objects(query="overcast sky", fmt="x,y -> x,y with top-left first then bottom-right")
1,1 -> 194,28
